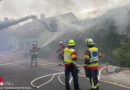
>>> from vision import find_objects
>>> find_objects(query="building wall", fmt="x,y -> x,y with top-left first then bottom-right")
10,37 -> 39,52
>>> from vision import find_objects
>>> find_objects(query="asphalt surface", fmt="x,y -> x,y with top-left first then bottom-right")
0,53 -> 130,90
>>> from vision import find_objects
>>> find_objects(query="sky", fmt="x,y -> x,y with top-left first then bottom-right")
0,0 -> 130,20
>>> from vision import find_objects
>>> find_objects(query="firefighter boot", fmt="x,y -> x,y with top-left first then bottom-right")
91,88 -> 96,90
96,86 -> 99,90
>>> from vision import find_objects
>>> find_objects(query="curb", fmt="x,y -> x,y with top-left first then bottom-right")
100,79 -> 130,89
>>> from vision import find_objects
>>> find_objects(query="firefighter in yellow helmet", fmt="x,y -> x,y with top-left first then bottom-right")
62,40 -> 81,90
84,38 -> 102,90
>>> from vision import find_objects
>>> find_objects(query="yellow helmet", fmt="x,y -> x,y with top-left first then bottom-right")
68,40 -> 75,46
86,38 -> 94,45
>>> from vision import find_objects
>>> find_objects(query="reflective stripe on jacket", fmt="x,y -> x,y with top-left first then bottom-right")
84,47 -> 102,70
64,47 -> 77,67
88,47 -> 99,63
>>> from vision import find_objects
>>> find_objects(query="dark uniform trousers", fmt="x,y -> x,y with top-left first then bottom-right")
85,69 -> 99,90
58,53 -> 63,64
65,64 -> 80,90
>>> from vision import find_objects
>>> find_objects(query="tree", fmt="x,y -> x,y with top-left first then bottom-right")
114,41 -> 130,67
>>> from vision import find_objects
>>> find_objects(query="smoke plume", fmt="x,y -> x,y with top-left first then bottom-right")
0,0 -> 130,20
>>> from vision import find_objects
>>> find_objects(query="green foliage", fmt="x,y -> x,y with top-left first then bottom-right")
114,41 -> 130,67
80,18 -> 130,67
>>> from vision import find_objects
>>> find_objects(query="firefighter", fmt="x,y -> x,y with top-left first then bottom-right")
30,43 -> 40,66
63,40 -> 81,90
57,41 -> 64,66
84,38 -> 102,90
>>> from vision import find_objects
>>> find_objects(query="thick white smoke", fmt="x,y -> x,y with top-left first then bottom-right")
40,19 -> 81,48
0,0 -> 130,20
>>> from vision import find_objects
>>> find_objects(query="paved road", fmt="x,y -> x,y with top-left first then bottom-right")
0,53 -> 130,90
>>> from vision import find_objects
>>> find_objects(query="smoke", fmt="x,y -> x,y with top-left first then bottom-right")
0,0 -> 78,19
0,0 -> 130,20
40,31 -> 63,48
101,5 -> 130,32
40,18 -> 81,48
35,2 -> 130,49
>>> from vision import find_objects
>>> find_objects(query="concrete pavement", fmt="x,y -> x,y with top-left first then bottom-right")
0,53 -> 129,90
